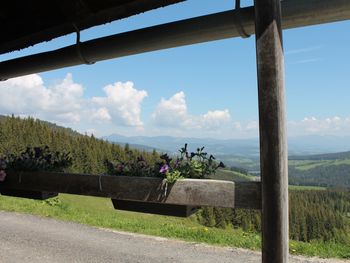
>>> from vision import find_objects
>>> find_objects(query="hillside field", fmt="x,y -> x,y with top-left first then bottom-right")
0,193 -> 349,259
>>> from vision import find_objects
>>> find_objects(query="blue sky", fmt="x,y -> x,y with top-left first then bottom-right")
0,0 -> 349,139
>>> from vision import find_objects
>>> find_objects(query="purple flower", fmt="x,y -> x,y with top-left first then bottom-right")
159,164 -> 169,174
0,170 -> 6,182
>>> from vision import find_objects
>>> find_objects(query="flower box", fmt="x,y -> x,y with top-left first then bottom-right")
0,188 -> 58,200
111,199 -> 198,217
1,171 -> 261,214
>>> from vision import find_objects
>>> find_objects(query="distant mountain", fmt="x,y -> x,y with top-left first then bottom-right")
290,151 -> 350,161
103,134 -> 260,156
103,134 -> 350,157
288,135 -> 350,155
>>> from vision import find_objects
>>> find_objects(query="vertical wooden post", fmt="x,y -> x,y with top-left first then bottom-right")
253,1 -> 289,263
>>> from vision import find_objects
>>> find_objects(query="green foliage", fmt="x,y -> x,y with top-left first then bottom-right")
105,150 -> 160,178
288,151 -> 350,188
165,170 -> 184,184
106,143 -> 224,183
290,151 -> 350,161
174,144 -> 224,179
3,146 -> 72,172
210,168 -> 256,182
199,190 -> 350,245
43,196 -> 62,207
0,115 -> 146,175
199,207 -> 216,227
289,164 -> 350,187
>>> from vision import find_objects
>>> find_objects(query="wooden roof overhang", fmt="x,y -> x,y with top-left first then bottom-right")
0,0 -> 350,81
0,0 -> 185,55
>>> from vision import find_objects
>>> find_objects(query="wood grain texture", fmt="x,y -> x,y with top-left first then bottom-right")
254,0 -> 289,262
0,171 -> 261,209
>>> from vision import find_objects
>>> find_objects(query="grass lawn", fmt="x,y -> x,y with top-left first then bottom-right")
211,169 -> 256,182
0,193 -> 349,259
288,185 -> 327,191
290,159 -> 350,171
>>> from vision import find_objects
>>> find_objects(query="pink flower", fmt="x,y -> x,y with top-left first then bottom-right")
0,170 -> 6,182
159,164 -> 169,174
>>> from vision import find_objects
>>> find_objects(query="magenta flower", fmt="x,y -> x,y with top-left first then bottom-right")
0,170 -> 6,182
159,164 -> 169,174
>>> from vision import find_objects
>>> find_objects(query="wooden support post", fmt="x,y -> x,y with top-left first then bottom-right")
254,1 -> 289,263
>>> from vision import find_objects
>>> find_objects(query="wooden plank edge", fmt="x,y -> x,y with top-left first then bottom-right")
0,171 -> 261,209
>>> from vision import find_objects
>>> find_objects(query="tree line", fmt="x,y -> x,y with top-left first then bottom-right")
289,165 -> 350,188
0,115 -> 155,174
198,190 -> 350,243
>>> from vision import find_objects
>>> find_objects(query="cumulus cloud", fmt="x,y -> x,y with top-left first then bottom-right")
91,107 -> 111,121
199,110 -> 231,130
151,91 -> 188,127
92,81 -> 147,127
0,73 -> 83,123
288,116 -> 350,136
152,91 -> 232,131
0,75 -> 147,129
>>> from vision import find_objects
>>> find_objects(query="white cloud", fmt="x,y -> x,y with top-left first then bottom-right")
92,81 -> 147,127
0,75 -> 147,129
151,91 -> 188,127
0,73 -> 83,123
199,110 -> 231,130
151,91 -> 232,131
3,74 -> 348,139
91,107 -> 111,121
288,116 -> 350,136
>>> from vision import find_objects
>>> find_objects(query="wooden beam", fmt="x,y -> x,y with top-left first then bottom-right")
254,0 -> 289,263
111,200 -> 198,217
1,0 -> 350,80
0,171 -> 261,210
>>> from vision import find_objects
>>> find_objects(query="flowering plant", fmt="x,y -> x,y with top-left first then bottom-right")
159,144 -> 225,183
106,144 -> 224,184
0,146 -> 72,182
105,150 -> 160,178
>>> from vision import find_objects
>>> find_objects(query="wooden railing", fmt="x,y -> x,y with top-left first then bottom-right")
0,171 -> 261,216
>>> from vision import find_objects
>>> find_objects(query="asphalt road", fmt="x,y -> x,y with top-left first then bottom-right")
0,211 -> 348,263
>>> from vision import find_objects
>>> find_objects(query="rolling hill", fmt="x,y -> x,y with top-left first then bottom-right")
289,152 -> 350,188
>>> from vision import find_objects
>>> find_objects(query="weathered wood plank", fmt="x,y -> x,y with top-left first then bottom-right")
254,0 -> 289,262
111,200 -> 198,217
0,189 -> 57,200
0,171 -> 261,209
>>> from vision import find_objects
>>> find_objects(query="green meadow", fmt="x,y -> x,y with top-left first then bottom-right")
0,193 -> 349,259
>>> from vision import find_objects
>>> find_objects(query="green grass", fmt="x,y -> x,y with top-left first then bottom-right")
289,185 -> 327,191
210,169 -> 256,182
0,193 -> 349,259
290,158 -> 350,171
